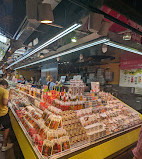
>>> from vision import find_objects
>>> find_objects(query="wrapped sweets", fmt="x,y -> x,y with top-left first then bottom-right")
31,111 -> 41,120
28,127 -> 37,138
38,140 -> 43,152
39,122 -> 46,137
52,139 -> 61,154
42,140 -> 53,157
42,110 -> 52,121
34,99 -> 40,108
26,106 -> 35,113
57,129 -> 67,138
47,130 -> 58,141
33,134 -> 42,145
49,115 -> 62,130
59,136 -> 70,151
44,115 -> 52,127
33,121 -> 40,133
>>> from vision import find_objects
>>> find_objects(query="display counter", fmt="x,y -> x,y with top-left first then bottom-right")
9,82 -> 142,159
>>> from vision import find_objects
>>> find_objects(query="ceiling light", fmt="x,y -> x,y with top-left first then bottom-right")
40,53 -> 44,58
6,23 -> 82,69
105,41 -> 142,55
38,3 -> 54,24
123,32 -> 131,41
14,38 -> 109,70
71,37 -> 77,43
41,20 -> 53,24
102,44 -> 107,53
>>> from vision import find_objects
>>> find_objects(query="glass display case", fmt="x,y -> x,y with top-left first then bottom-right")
9,81 -> 142,159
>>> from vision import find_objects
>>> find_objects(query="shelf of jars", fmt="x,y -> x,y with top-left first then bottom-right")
9,80 -> 142,159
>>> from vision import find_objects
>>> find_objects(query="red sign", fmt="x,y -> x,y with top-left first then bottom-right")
102,6 -> 142,44
120,52 -> 142,70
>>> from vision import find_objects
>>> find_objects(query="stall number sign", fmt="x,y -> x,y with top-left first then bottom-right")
91,82 -> 100,92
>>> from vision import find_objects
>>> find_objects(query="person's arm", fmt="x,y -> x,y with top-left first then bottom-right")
3,98 -> 8,106
8,89 -> 12,101
3,89 -> 9,106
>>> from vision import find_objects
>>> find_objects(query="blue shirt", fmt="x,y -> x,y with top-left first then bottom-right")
47,81 -> 56,90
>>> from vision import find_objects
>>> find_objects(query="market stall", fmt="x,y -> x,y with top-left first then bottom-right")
8,81 -> 142,159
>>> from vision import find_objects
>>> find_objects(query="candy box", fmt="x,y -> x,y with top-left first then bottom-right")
52,139 -> 61,155
49,115 -> 62,130
38,140 -> 43,152
59,136 -> 70,151
28,128 -> 36,137
42,140 -> 53,157
47,130 -> 58,141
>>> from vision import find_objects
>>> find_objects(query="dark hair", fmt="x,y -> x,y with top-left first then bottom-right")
0,80 -> 9,87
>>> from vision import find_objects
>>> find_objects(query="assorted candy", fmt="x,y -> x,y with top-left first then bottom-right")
10,83 -> 142,158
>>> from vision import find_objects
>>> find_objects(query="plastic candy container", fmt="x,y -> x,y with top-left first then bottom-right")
42,140 -> 52,157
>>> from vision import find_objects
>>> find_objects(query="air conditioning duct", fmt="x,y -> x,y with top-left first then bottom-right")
88,13 -> 104,32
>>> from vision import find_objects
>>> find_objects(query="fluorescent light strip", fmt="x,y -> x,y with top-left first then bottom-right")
15,24 -> 80,59
14,38 -> 109,70
105,42 -> 142,55
11,24 -> 81,65
7,23 -> 81,69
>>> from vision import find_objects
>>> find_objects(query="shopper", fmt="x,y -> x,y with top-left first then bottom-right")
30,77 -> 34,84
47,76 -> 56,90
132,125 -> 142,159
21,77 -> 26,84
0,79 -> 13,151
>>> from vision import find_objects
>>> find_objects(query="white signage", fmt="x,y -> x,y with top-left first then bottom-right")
91,82 -> 100,92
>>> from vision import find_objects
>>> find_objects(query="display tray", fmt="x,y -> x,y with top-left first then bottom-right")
9,103 -> 141,159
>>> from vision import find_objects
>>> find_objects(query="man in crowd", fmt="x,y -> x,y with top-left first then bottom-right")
0,79 -> 13,151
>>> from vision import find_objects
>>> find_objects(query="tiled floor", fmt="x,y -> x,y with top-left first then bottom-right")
115,150 -> 134,159
0,128 -> 24,159
0,148 -> 16,159
0,133 -> 16,159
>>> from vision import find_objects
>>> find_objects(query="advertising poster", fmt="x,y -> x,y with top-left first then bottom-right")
119,69 -> 142,87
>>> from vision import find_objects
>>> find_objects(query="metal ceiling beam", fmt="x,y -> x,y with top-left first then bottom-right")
68,0 -> 142,36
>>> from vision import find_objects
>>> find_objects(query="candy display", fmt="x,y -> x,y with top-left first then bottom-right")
9,82 -> 142,158
61,110 -> 88,146
70,79 -> 85,95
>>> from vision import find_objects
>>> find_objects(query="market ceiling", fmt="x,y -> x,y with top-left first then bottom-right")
0,0 -> 25,38
1,0 -> 142,68
104,0 -> 142,26
1,0 -> 142,40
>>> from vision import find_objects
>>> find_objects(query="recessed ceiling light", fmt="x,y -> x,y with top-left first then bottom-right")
40,53 -> 44,58
71,37 -> 77,43
40,20 -> 53,24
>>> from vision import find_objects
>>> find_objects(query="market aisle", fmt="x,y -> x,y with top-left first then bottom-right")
0,130 -> 16,159
0,151 -> 5,159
